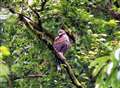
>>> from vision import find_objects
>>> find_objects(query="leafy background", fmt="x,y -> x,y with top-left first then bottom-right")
0,0 -> 120,88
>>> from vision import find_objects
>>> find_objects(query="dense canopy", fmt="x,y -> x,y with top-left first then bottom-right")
0,0 -> 120,88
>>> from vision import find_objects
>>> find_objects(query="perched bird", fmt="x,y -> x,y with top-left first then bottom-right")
53,28 -> 71,71
53,29 -> 71,53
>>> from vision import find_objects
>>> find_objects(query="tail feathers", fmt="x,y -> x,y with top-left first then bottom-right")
57,64 -> 61,71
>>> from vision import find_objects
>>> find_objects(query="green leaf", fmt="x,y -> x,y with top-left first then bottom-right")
0,64 -> 9,77
0,46 -> 10,57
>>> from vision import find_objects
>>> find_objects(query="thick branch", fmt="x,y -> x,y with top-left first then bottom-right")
8,7 -> 54,41
29,6 -> 42,27
57,53 -> 82,88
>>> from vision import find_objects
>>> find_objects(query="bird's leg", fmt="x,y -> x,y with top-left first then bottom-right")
57,64 -> 61,72
56,57 -> 62,72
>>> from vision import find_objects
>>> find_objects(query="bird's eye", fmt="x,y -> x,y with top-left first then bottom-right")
59,31 -> 63,34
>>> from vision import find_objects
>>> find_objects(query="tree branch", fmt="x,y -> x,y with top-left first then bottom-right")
59,54 -> 82,88
8,6 -> 83,88
40,0 -> 47,11
29,6 -> 42,28
8,7 -> 54,41
9,73 -> 45,81
18,14 -> 83,88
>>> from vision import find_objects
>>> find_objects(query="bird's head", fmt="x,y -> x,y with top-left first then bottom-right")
58,29 -> 66,36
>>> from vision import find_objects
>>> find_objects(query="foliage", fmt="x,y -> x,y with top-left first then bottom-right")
0,46 -> 10,79
1,0 -> 120,88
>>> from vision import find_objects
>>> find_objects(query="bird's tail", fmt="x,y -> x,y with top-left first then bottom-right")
56,58 -> 63,72
57,64 -> 61,71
